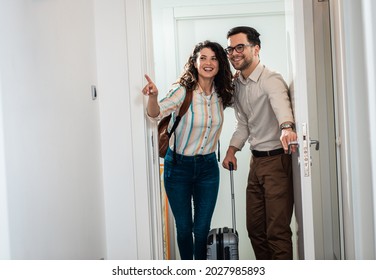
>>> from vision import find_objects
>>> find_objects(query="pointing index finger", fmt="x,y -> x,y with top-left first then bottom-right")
144,74 -> 153,83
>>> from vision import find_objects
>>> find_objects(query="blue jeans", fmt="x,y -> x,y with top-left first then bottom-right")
164,148 -> 219,260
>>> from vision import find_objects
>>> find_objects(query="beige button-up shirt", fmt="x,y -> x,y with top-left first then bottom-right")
229,63 -> 294,151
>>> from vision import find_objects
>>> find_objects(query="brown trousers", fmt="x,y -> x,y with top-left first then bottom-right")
246,153 -> 294,260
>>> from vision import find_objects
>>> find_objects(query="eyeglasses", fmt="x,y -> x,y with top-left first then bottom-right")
225,44 -> 253,55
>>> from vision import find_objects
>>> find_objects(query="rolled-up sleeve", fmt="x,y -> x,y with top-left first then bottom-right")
147,85 -> 186,121
265,73 -> 294,125
229,98 -> 249,151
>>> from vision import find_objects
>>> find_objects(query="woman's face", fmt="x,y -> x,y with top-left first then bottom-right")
194,47 -> 219,80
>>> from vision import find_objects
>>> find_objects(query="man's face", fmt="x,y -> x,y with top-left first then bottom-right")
226,33 -> 258,72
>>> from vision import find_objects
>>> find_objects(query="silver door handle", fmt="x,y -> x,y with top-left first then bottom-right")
288,141 -> 299,154
310,139 -> 319,150
288,139 -> 319,154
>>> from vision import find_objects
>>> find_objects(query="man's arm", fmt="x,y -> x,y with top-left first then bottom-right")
222,98 -> 249,170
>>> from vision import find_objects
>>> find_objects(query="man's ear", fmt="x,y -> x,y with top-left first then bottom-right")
254,45 -> 260,56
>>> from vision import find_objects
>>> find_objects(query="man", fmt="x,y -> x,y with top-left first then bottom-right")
222,26 -> 297,260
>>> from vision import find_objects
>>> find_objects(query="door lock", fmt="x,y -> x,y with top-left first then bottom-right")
287,123 -> 319,177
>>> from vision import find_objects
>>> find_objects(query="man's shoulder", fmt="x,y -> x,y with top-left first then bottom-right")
260,65 -> 281,77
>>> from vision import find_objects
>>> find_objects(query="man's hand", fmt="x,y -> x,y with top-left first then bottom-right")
222,146 -> 239,170
280,128 -> 297,153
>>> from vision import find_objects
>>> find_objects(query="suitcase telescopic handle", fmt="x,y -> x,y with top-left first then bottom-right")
229,162 -> 234,171
228,162 -> 236,233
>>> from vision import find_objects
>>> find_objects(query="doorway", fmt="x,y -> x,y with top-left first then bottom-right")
148,0 -> 341,260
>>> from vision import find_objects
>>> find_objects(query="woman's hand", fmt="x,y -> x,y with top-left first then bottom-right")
142,74 -> 160,118
142,74 -> 159,96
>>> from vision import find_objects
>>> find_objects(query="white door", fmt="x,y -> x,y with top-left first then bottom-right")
284,0 -> 337,259
284,0 -> 316,259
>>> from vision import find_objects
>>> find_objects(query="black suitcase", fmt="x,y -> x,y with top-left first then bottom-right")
207,163 -> 239,260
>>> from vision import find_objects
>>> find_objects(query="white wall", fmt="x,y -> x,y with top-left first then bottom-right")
0,0 -> 160,260
0,0 -> 106,259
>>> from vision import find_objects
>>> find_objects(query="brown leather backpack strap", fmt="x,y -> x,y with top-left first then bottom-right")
169,89 -> 192,163
165,89 -> 193,138
177,89 -> 193,117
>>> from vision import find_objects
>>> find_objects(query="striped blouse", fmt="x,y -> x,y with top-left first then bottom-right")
155,84 -> 224,156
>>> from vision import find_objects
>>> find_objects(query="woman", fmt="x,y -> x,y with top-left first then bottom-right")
142,40 -> 233,260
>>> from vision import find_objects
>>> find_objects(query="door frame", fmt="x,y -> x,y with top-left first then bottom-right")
141,0 -> 343,259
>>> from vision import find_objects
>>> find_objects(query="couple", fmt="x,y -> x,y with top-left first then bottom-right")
142,26 -> 297,260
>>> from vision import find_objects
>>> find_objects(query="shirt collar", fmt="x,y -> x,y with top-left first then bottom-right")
238,62 -> 264,84
197,82 -> 216,95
